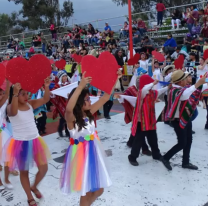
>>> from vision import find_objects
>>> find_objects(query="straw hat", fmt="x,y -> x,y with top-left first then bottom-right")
171,70 -> 189,84
162,65 -> 175,76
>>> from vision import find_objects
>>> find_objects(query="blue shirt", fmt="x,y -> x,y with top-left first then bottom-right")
164,38 -> 177,47
104,26 -> 112,31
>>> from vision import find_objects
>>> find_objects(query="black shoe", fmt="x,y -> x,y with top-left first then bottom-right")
58,132 -> 64,137
169,122 -> 174,128
128,155 -> 139,166
127,141 -> 132,148
182,163 -> 198,170
192,130 -> 195,134
142,150 -> 152,156
205,125 -> 208,129
164,121 -> 170,125
65,133 -> 70,137
160,156 -> 172,171
105,116 -> 111,119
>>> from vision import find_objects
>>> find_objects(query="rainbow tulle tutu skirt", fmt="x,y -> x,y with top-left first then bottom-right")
5,136 -> 50,171
60,131 -> 112,196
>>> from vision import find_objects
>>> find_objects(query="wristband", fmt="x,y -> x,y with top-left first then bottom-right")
13,94 -> 18,97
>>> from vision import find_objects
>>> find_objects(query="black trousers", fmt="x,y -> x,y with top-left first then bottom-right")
204,97 -> 208,127
119,78 -> 124,92
103,100 -> 113,117
130,122 -> 161,160
36,111 -> 47,133
58,114 -> 69,136
127,133 -> 149,152
163,120 -> 193,165
157,11 -> 163,25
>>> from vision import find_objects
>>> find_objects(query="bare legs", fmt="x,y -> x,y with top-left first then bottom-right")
4,166 -> 11,184
80,188 -> 104,206
19,164 -> 48,201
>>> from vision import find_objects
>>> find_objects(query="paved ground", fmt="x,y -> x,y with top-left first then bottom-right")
1,102 -> 208,206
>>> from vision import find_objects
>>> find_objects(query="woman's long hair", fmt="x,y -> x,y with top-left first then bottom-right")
68,88 -> 94,131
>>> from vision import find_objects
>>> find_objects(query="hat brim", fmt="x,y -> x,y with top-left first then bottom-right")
162,65 -> 175,76
171,72 -> 189,84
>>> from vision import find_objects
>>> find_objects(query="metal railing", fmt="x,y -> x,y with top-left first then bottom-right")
0,1 -> 204,51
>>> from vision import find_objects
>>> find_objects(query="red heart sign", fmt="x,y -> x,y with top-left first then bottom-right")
55,59 -> 66,69
174,54 -> 184,70
1,60 -> 8,67
128,53 -> 140,65
0,64 -> 6,88
152,50 -> 165,62
204,49 -> 208,60
82,51 -> 118,94
72,54 -> 83,63
6,54 -> 51,93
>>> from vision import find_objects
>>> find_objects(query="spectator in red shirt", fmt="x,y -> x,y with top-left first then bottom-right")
156,1 -> 166,26
137,18 -> 147,36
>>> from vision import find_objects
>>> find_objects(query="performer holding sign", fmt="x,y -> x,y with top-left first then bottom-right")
60,70 -> 122,206
5,78 -> 51,206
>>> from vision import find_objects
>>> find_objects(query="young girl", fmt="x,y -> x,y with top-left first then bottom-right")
60,71 -> 121,206
5,78 -> 51,206
0,80 -> 17,190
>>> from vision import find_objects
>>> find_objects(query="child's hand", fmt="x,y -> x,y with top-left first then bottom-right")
44,77 -> 51,87
153,79 -> 159,85
13,83 -> 21,95
79,71 -> 92,89
117,69 -> 122,79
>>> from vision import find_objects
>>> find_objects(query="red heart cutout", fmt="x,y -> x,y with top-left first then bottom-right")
152,50 -> 165,62
82,51 -> 118,94
55,59 -> 66,69
128,53 -> 140,65
174,55 -> 184,70
204,49 -> 208,60
72,54 -> 83,63
1,60 -> 8,67
6,54 -> 51,93
0,64 -> 6,88
49,59 -> 55,64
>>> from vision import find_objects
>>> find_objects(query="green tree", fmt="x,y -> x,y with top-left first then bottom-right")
8,0 -> 74,29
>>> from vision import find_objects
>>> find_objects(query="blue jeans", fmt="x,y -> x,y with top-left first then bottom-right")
119,30 -> 129,38
187,23 -> 193,34
132,37 -> 141,45
42,43 -> 46,53
92,37 -> 99,44
157,11 -> 163,25
139,28 -> 146,36
73,39 -> 80,47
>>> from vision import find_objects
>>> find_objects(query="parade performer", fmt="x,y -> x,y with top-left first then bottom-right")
159,70 -> 207,171
5,78 -> 51,206
0,80 -> 18,190
51,70 -> 71,137
60,70 -> 121,206
118,74 -> 152,156
128,75 -> 169,166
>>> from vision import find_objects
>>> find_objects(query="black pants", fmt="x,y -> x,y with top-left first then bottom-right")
163,120 -> 193,165
103,100 -> 113,117
58,114 -> 69,136
119,78 -> 124,92
127,134 -> 149,152
157,11 -> 163,25
36,111 -> 47,133
130,122 -> 161,160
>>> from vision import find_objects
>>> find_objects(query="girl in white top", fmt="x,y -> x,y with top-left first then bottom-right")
6,78 -> 51,206
60,71 -> 121,206
139,53 -> 149,72
0,80 -> 17,190
198,57 -> 208,77
152,58 -> 163,89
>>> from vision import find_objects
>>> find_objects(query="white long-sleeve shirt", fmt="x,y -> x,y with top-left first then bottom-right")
118,83 -> 168,106
173,84 -> 208,118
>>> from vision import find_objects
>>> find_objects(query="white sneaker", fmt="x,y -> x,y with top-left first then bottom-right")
4,183 -> 13,190
0,185 -> 5,190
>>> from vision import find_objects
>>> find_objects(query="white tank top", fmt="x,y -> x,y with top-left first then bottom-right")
9,103 -> 39,141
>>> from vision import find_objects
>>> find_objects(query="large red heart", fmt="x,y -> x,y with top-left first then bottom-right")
0,64 -> 6,88
72,53 -> 83,63
204,49 -> 208,60
55,59 -> 66,69
174,55 -> 184,70
82,51 -> 118,94
152,50 -> 165,62
1,60 -> 8,67
6,55 -> 51,93
128,53 -> 140,65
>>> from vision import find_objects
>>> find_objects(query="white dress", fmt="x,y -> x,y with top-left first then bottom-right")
129,68 -> 137,87
139,60 -> 149,72
153,68 -> 163,90
60,119 -> 112,196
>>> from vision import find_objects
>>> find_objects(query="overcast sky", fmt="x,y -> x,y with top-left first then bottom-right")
0,0 -> 128,29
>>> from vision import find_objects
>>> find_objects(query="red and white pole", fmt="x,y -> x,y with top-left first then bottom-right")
128,0 -> 133,59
